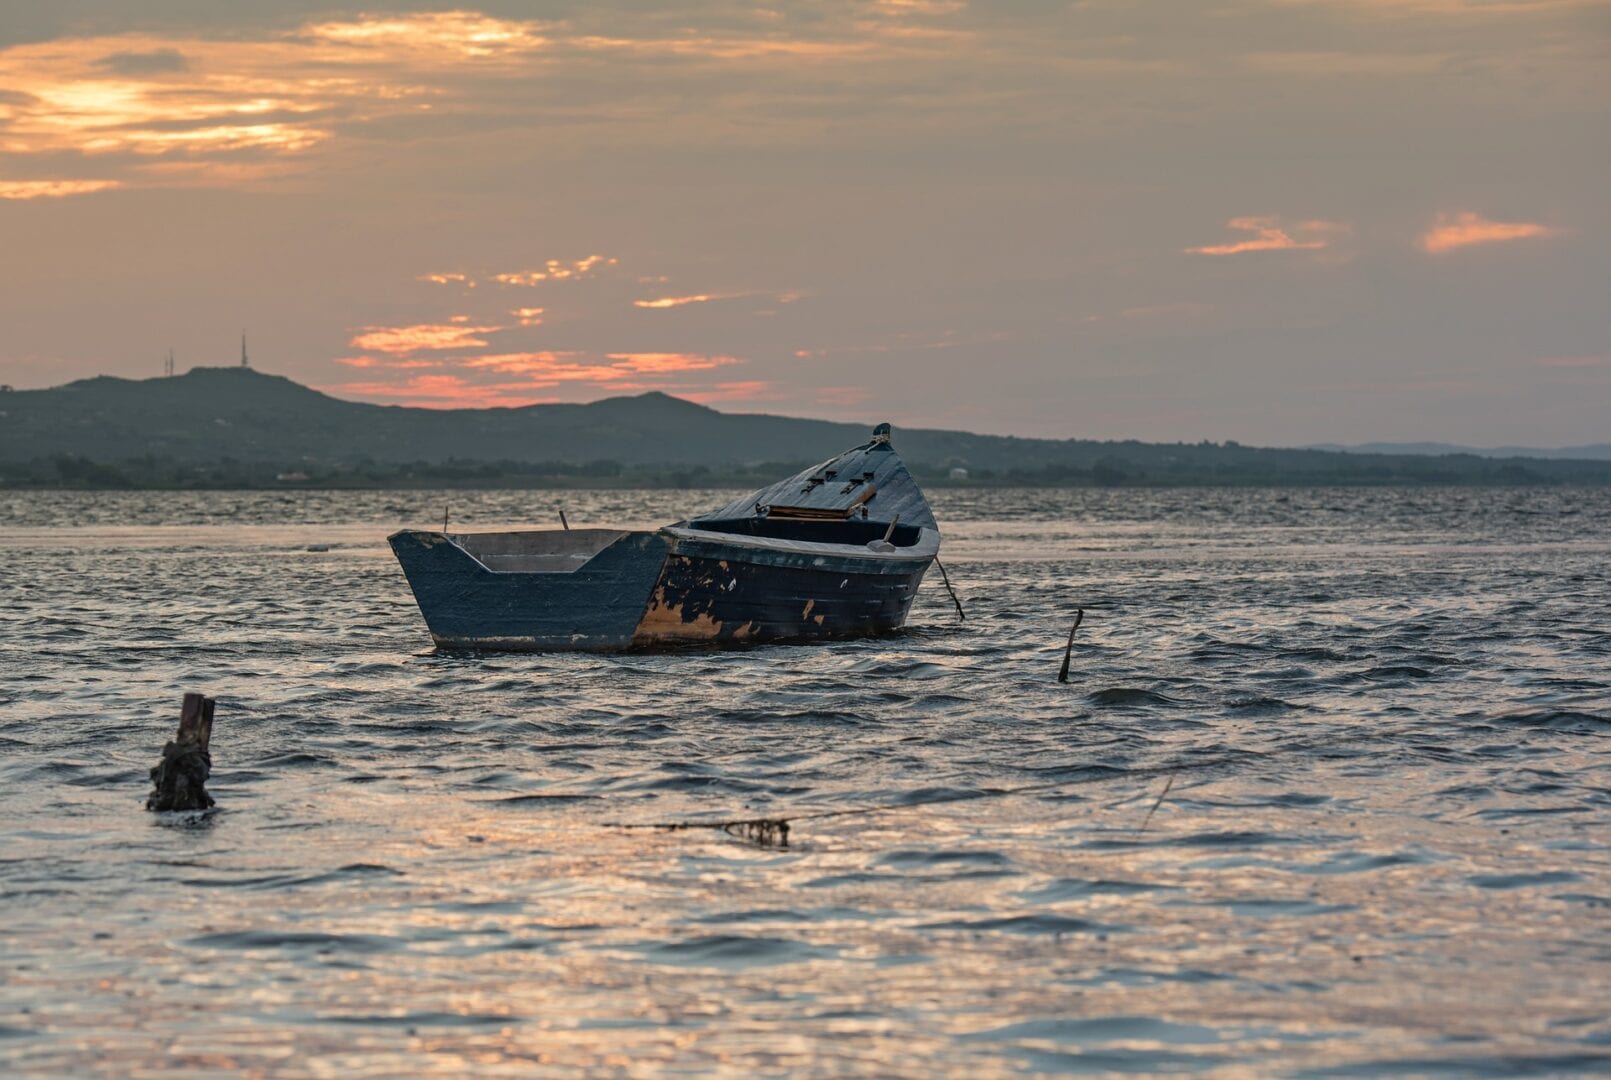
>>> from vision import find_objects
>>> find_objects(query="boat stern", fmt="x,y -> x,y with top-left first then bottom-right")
388,528 -> 672,651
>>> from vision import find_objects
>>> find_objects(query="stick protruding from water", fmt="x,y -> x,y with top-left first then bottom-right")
1057,607 -> 1085,683
147,692 -> 217,812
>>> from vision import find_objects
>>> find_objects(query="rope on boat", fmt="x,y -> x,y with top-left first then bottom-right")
1057,608 -> 1085,683
933,556 -> 965,621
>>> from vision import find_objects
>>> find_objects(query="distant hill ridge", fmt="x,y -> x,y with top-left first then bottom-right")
1308,440 -> 1611,461
2,368 -> 1608,487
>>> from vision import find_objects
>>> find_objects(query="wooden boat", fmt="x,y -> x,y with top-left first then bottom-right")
388,423 -> 939,651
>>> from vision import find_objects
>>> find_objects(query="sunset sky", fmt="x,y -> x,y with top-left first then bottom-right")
1,1 -> 1605,444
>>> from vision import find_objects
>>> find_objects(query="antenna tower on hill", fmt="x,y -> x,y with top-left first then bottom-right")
164,349 -> 174,377
240,332 -> 249,368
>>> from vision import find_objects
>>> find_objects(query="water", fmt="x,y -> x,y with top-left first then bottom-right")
2,487 -> 1607,1076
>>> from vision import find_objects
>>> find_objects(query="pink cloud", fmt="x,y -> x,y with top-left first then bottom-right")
1419,211 -> 1562,254
347,323 -> 502,355
1187,216 -> 1349,256
605,352 -> 742,374
320,374 -> 560,409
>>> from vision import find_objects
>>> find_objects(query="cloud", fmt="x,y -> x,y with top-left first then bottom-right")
460,352 -> 625,381
511,307 -> 545,326
458,351 -> 741,381
333,355 -> 441,369
301,13 -> 547,61
347,323 -> 502,355
491,256 -> 617,286
679,381 -> 780,404
97,48 -> 190,75
634,293 -> 719,309
605,353 -> 742,374
0,178 -> 121,199
0,13 -> 545,181
420,272 -> 475,287
1418,211 -> 1562,254
0,3 -> 991,194
1186,216 -> 1350,256
320,374 -> 559,409
635,289 -> 800,310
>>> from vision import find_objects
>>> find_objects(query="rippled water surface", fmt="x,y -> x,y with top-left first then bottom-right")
2,487 -> 1608,1077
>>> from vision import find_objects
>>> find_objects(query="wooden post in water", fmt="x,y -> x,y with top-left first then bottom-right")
1057,608 -> 1085,684
146,692 -> 217,811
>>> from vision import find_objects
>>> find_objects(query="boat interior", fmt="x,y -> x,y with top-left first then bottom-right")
452,529 -> 629,573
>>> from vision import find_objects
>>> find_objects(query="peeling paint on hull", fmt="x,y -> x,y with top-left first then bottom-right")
629,550 -> 929,648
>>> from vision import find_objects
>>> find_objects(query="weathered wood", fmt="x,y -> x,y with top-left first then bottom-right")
147,693 -> 216,811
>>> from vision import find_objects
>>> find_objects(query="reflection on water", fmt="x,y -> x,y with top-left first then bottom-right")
1,487 -> 1608,1075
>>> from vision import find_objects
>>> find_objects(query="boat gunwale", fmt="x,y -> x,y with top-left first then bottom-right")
661,523 -> 940,563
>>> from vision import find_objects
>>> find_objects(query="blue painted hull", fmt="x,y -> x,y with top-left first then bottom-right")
388,529 -> 672,651
388,527 -> 932,652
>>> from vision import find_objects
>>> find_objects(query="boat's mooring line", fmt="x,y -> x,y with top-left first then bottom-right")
1057,608 -> 1085,683
933,556 -> 965,621
602,754 -> 1252,848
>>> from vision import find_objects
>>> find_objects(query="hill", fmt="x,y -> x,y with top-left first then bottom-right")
1310,441 -> 1611,461
1,368 -> 1608,488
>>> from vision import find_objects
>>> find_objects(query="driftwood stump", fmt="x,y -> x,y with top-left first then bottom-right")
147,692 -> 216,811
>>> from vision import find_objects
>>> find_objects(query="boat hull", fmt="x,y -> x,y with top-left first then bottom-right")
389,527 -> 932,652
633,530 -> 930,648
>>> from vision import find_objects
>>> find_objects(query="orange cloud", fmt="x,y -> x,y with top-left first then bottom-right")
635,289 -> 799,310
303,13 -> 547,60
1187,216 -> 1349,256
491,256 -> 617,286
0,178 -> 121,199
0,13 -> 544,180
348,323 -> 502,355
1419,211 -> 1562,254
420,272 -> 475,287
511,306 -> 545,326
634,294 -> 718,309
